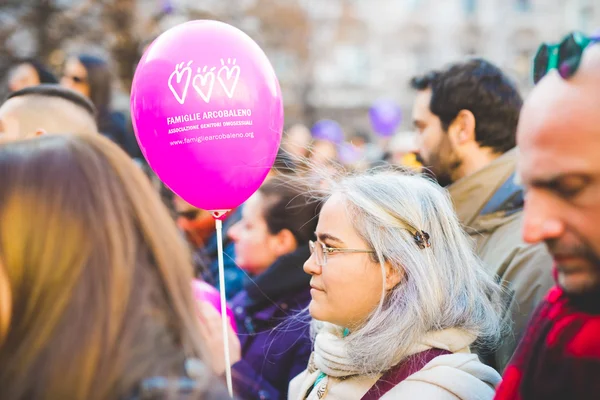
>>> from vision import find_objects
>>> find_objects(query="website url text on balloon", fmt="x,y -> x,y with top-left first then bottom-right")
169,132 -> 254,146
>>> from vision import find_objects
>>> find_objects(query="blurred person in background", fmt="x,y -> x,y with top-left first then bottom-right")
7,58 -> 58,92
61,54 -> 140,158
266,148 -> 298,180
385,131 -> 422,172
0,133 -> 228,400
223,176 -> 319,400
0,84 -> 97,138
310,139 -> 338,166
282,124 -> 312,160
495,31 -> 600,400
410,59 -> 554,372
349,131 -> 384,166
173,195 -> 247,300
290,170 -> 505,399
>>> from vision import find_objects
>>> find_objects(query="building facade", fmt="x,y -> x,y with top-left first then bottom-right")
296,0 -> 600,134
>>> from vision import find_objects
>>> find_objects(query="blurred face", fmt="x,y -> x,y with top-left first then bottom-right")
284,125 -> 311,158
412,89 -> 461,186
228,193 -> 286,275
311,140 -> 337,165
519,45 -> 600,295
304,194 -> 398,328
61,58 -> 90,98
8,63 -> 40,92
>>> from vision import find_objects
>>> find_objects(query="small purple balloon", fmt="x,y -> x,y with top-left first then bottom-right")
161,0 -> 173,14
369,99 -> 402,137
311,119 -> 344,144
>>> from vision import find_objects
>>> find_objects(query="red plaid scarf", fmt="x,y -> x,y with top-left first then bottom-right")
495,285 -> 600,399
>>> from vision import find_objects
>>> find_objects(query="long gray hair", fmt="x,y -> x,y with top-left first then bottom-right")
312,167 -> 506,375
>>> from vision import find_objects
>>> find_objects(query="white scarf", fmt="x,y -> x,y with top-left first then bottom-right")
305,323 -> 476,398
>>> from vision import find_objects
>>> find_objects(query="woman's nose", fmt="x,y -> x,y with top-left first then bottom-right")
303,253 -> 321,276
228,222 -> 239,242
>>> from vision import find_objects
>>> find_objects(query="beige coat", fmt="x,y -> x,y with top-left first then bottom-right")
288,327 -> 501,400
448,148 -> 554,372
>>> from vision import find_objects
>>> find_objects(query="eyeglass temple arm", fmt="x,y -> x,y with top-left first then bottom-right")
327,248 -> 375,254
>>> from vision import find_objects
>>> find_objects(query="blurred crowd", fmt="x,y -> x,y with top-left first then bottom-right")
0,26 -> 600,400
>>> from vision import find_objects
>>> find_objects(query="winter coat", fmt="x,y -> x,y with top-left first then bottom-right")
231,245 -> 312,400
289,325 -> 500,400
448,148 -> 554,372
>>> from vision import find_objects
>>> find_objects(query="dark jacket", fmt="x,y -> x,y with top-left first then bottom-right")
231,245 -> 312,400
99,110 -> 142,159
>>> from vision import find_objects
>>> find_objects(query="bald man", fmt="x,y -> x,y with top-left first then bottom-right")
0,84 -> 98,138
495,35 -> 600,399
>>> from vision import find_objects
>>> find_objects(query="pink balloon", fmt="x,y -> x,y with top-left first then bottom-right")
192,279 -> 238,333
131,20 -> 283,210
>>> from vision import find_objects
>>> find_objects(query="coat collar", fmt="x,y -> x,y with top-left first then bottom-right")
448,148 -> 521,230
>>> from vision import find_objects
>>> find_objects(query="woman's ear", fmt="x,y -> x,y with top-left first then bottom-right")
384,262 -> 403,290
274,228 -> 298,256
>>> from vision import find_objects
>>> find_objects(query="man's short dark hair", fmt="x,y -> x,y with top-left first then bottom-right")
410,58 -> 522,154
7,84 -> 97,117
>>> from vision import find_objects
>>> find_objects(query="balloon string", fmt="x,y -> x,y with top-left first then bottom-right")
216,218 -> 233,397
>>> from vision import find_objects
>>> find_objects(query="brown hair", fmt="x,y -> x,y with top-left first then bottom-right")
257,176 -> 320,245
0,134 -> 208,399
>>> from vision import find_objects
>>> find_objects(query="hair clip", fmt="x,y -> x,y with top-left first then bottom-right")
413,230 -> 431,249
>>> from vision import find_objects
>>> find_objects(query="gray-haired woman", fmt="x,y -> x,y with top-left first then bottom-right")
289,170 -> 505,400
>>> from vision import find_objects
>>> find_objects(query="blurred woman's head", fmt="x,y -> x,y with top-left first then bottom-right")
310,140 -> 337,166
282,124 -> 311,159
0,134 -> 206,399
61,54 -> 112,115
303,168 -> 504,375
228,176 -> 319,275
8,59 -> 58,92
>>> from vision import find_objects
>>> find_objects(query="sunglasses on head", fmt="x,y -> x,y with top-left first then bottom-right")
177,209 -> 200,221
533,31 -> 600,84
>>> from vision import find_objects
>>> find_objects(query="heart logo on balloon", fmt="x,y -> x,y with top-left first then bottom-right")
217,58 -> 240,99
192,66 -> 216,103
168,61 -> 193,104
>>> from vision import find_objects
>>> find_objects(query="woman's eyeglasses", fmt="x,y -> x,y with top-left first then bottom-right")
533,31 -> 600,84
308,240 -> 374,267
